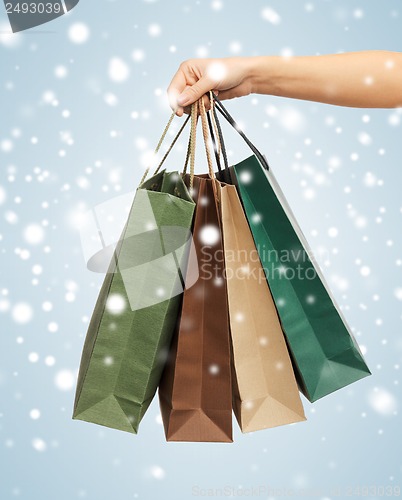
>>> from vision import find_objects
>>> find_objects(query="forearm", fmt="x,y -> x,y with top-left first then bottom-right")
248,51 -> 402,108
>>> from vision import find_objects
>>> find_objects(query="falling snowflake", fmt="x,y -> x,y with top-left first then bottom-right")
68,23 -> 90,44
148,24 -> 161,37
106,293 -> 126,314
209,364 -> 220,375
261,7 -> 281,25
199,225 -> 220,245
239,171 -> 252,184
11,303 -> 33,324
30,409 -> 41,420
368,388 -> 398,416
149,465 -> 166,480
32,438 -> 47,452
54,370 -> 75,391
108,57 -> 130,83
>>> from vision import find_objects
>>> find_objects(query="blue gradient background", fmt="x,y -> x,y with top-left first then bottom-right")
0,1 -> 401,499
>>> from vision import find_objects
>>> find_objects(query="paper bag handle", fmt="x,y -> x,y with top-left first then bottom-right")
207,95 -> 232,183
182,95 -> 217,190
183,91 -> 231,184
210,92 -> 270,171
139,112 -> 191,185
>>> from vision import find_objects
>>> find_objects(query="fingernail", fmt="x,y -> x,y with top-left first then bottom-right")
177,93 -> 190,106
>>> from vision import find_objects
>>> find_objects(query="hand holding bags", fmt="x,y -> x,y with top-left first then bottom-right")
73,91 -> 371,442
73,115 -> 196,433
158,99 -> 233,442
212,94 -> 371,403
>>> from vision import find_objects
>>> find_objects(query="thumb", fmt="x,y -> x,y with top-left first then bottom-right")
177,78 -> 213,106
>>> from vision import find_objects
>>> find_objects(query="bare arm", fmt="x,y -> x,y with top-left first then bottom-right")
168,51 -> 402,115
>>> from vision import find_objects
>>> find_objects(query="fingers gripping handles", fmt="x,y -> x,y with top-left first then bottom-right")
140,96 -> 215,191
139,91 -> 269,190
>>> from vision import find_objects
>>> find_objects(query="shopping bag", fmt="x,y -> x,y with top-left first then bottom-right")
73,116 -> 196,433
206,98 -> 306,431
158,99 -> 233,442
217,180 -> 306,432
213,94 -> 371,403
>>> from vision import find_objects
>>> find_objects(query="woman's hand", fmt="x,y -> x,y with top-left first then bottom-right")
167,57 -> 256,116
168,52 -> 402,113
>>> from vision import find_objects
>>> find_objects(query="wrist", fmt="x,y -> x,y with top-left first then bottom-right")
247,56 -> 280,95
246,56 -> 270,94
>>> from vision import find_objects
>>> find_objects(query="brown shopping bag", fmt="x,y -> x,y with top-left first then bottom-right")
158,99 -> 233,442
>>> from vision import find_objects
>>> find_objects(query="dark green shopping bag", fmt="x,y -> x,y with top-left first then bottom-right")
212,94 -> 371,403
73,116 -> 196,433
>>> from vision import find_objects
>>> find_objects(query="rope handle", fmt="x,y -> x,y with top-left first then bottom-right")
206,92 -> 222,170
198,96 -> 215,180
182,97 -> 213,186
198,96 -> 220,202
138,111 -> 191,186
183,91 -> 228,182
207,91 -> 231,183
153,114 -> 191,176
188,100 -> 198,191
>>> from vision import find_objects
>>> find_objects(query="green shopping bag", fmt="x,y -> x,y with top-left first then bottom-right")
73,115 -> 196,433
212,94 -> 371,403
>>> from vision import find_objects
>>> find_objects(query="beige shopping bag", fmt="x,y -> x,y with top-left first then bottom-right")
218,181 -> 306,432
